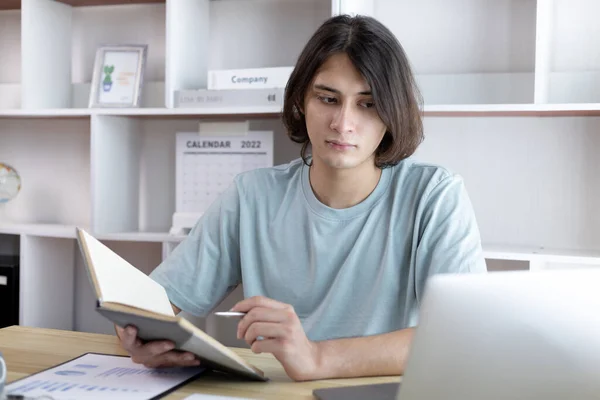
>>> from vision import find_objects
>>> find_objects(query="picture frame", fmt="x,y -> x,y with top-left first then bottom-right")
89,44 -> 148,108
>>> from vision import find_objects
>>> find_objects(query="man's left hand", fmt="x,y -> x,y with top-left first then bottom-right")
230,296 -> 321,381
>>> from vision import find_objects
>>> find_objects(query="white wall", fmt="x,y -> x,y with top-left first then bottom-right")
551,0 -> 600,71
548,0 -> 600,103
374,0 -> 536,74
415,116 -> 600,251
208,0 -> 331,70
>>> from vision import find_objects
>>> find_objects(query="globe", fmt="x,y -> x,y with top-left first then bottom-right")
0,163 -> 21,203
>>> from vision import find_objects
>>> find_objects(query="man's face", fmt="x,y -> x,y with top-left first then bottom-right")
303,53 -> 387,170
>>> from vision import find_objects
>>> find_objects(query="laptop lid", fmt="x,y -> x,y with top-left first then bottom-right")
313,382 -> 400,400
398,268 -> 600,400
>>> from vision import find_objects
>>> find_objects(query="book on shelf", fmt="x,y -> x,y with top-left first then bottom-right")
207,66 -> 294,90
75,227 -> 267,382
174,88 -> 284,108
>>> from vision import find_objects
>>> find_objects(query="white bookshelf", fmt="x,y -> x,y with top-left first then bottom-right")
2,0 -> 600,341
0,223 -> 80,239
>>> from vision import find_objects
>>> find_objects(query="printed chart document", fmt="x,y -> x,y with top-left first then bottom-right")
5,353 -> 205,400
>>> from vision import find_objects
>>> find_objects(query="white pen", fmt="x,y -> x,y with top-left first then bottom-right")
214,311 -> 246,318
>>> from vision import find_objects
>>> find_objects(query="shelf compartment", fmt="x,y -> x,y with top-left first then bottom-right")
0,9 -> 21,109
20,0 -> 166,109
19,235 -> 75,330
366,0 -> 537,105
165,0 -> 333,106
90,115 -> 298,236
544,0 -> 600,104
0,119 -> 91,228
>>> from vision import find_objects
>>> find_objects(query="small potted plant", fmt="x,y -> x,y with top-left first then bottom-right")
103,65 -> 114,92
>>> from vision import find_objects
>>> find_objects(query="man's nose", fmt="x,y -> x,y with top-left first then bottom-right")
330,103 -> 356,134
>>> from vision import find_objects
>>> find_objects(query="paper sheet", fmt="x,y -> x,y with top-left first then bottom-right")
5,353 -> 205,400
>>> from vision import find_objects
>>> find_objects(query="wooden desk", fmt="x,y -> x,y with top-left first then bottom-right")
1,326 -> 400,399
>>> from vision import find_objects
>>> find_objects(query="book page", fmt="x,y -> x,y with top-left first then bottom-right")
78,228 -> 174,317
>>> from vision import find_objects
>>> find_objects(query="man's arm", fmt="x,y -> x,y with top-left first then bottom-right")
314,328 -> 414,379
231,296 -> 414,381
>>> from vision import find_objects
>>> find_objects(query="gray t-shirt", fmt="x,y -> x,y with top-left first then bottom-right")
150,157 -> 487,341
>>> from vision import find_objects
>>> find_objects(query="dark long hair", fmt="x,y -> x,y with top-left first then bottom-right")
282,14 -> 424,168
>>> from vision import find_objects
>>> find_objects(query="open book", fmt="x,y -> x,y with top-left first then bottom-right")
75,227 -> 267,382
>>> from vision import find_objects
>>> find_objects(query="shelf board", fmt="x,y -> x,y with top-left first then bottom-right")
483,244 -> 600,264
59,0 -> 164,6
1,223 -> 600,264
3,103 -> 600,119
0,223 -> 79,238
0,223 -> 186,243
423,103 -> 600,117
0,0 -> 164,10
98,106 -> 283,119
93,231 -> 186,243
0,106 -> 283,119
0,108 -> 91,119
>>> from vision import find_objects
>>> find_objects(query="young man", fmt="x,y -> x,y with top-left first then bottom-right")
117,14 -> 487,381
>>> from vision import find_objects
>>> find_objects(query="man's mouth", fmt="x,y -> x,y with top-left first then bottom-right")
326,140 -> 356,150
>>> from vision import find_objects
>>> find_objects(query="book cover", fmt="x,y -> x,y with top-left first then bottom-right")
174,88 -> 284,108
207,66 -> 293,90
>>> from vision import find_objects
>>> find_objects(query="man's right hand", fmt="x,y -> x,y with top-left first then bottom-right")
116,325 -> 201,368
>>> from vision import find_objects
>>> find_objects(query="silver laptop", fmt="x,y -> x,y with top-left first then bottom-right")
314,268 -> 600,400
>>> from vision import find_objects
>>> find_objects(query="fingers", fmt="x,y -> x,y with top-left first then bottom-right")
231,296 -> 289,313
243,322 -> 289,346
115,325 -> 125,338
117,325 -> 200,368
237,307 -> 292,340
119,326 -> 142,351
139,351 -> 201,369
134,340 -> 176,360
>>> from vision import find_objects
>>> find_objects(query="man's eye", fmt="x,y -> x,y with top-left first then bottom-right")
317,95 -> 337,104
361,101 -> 375,108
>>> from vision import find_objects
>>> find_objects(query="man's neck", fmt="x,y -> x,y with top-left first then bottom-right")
309,158 -> 382,209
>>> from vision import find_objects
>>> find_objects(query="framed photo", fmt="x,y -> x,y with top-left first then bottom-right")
89,44 -> 148,108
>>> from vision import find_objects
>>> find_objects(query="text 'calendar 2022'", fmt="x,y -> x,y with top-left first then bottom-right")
170,130 -> 274,235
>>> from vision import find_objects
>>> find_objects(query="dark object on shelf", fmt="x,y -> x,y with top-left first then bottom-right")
0,255 -> 20,328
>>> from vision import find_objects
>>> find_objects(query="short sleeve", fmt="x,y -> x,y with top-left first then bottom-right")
149,181 -> 242,317
414,174 -> 487,303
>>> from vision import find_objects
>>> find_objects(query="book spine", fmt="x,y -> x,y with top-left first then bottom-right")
174,88 -> 285,108
207,67 -> 294,90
